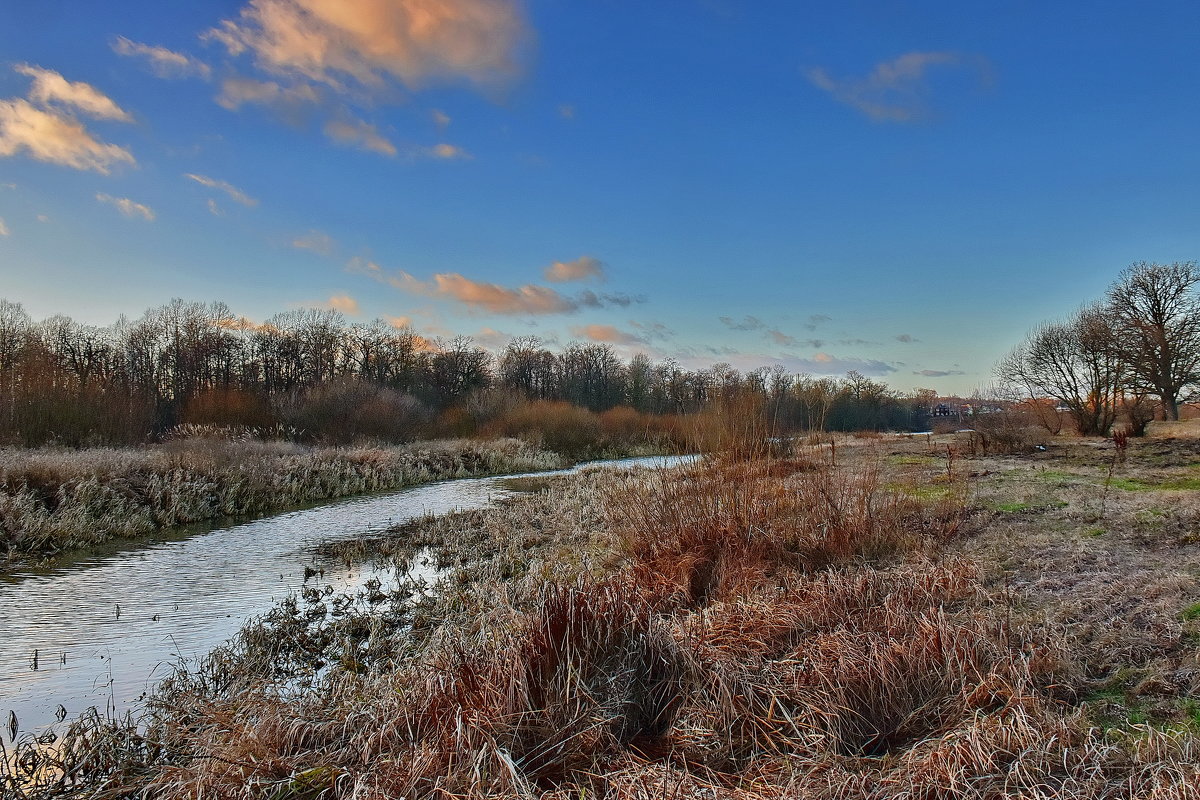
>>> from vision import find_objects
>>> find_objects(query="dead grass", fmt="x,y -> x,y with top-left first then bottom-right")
7,435 -> 1200,798
0,438 -> 563,567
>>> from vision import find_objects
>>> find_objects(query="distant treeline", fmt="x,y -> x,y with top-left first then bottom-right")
0,298 -> 935,447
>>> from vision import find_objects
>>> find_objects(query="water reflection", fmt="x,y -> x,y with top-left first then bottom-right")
0,455 -> 689,738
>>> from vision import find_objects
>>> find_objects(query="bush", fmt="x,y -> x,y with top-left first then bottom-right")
279,380 -> 431,444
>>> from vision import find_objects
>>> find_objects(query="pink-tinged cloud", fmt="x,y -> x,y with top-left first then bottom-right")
0,99 -> 134,173
805,51 -> 986,123
95,193 -> 155,221
767,329 -> 798,346
348,258 -> 640,315
428,142 -> 470,160
292,229 -> 335,255
431,109 -> 451,128
385,314 -> 412,329
324,118 -> 397,156
111,37 -> 212,80
15,65 -> 132,122
544,256 -> 604,283
471,326 -> 512,348
322,294 -> 359,314
205,0 -> 529,92
184,173 -> 259,206
418,273 -> 576,314
0,218 -> 9,237
570,324 -> 646,346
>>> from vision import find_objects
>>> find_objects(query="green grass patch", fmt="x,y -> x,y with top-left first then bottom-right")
1182,602 -> 1200,622
1083,527 -> 1106,538
1109,475 -> 1200,491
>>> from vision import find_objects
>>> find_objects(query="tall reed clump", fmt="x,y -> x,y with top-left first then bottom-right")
7,449 -> 1199,798
0,437 -> 562,564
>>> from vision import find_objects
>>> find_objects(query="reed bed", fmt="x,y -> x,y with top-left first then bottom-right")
0,437 -> 563,565
6,443 -> 1200,798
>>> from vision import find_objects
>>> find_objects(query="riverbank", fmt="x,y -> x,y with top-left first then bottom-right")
0,437 -> 598,569
7,433 -> 1200,798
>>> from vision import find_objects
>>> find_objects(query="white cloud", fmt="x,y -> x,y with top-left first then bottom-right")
0,98 -> 134,173
15,64 -> 132,121
0,218 -> 9,236
805,51 -> 984,123
96,192 -> 155,220
184,173 -> 258,206
112,36 -> 212,79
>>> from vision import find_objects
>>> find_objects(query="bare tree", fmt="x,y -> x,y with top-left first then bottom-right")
1106,260 -> 1200,421
1000,305 -> 1122,436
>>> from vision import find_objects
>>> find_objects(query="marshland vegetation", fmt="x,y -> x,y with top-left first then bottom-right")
7,424 -> 1200,798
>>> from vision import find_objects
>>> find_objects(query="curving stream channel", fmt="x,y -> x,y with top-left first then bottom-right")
0,455 -> 690,740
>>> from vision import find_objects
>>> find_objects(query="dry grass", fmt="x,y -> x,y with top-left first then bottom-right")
0,437 -> 563,567
7,435 -> 1200,798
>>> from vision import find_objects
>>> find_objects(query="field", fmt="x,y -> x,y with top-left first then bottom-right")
5,427 -> 1200,798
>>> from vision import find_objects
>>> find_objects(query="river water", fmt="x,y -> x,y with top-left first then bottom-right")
0,455 -> 689,740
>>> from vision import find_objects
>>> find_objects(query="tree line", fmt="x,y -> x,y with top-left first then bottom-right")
0,298 -> 934,447
999,261 -> 1200,435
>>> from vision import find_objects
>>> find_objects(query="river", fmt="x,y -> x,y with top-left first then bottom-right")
0,454 -> 690,740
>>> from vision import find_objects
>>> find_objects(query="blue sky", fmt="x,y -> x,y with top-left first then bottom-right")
1,0 -> 1198,394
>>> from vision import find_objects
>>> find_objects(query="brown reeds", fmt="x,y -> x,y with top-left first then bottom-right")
7,438 -> 1200,799
0,437 -> 563,565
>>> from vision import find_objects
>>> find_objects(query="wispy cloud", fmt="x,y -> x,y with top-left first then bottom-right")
111,36 -> 211,79
629,320 -> 673,341
96,192 -> 155,221
431,109 -> 451,129
292,229 -> 335,255
895,333 -> 918,343
805,51 -> 986,123
558,104 -> 575,119
767,329 -> 798,346
544,256 -> 604,283
805,314 -> 832,330
215,76 -> 319,116
719,315 -> 765,331
323,117 -> 397,156
0,66 -> 135,173
184,173 -> 258,206
915,368 -> 965,377
320,293 -> 359,314
570,324 -> 646,346
471,326 -> 512,349
348,257 -> 640,315
15,64 -> 132,121
205,0 -> 529,93
0,218 -> 9,237
427,143 -> 471,160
